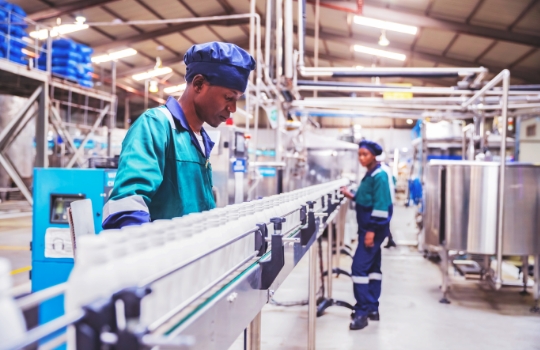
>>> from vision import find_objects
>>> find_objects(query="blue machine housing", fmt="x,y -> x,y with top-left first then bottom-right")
32,168 -> 116,327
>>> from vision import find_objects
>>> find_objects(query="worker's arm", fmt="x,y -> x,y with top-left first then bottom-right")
366,171 -> 392,233
102,110 -> 169,229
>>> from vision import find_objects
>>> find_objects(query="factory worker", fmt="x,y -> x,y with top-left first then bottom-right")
102,42 -> 256,229
341,140 -> 393,330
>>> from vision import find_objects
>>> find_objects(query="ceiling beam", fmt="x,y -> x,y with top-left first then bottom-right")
508,0 -> 539,31
92,17 -> 249,53
28,0 -> 120,21
360,3 -> 540,48
302,26 -> 540,82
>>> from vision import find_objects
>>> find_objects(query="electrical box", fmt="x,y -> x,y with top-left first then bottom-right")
32,168 -> 116,326
519,117 -> 540,163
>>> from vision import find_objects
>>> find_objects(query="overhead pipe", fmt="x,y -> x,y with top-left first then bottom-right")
284,0 -> 294,80
298,66 -> 489,78
297,0 -> 306,68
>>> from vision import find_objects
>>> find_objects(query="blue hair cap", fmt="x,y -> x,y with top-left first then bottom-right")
359,140 -> 383,156
184,42 -> 256,93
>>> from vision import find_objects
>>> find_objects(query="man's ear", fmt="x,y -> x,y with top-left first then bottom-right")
192,74 -> 206,93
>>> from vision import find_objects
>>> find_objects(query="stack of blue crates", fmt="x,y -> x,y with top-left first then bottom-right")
38,38 -> 94,88
0,0 -> 28,65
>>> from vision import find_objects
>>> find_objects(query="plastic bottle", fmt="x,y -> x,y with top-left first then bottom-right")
0,258 -> 26,346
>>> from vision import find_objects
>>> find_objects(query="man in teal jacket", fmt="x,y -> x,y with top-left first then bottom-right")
103,42 -> 255,229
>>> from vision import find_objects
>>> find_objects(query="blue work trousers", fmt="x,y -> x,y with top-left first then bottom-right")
351,227 -> 389,316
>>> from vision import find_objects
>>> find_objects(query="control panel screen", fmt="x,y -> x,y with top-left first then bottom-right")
50,194 -> 85,224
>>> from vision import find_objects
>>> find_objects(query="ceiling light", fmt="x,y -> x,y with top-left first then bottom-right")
378,30 -> 389,47
406,119 -> 414,125
29,23 -> 89,40
164,83 -> 187,94
353,16 -> 418,35
132,67 -> 172,81
75,16 -> 86,24
355,65 -> 364,69
353,45 -> 406,61
149,81 -> 159,93
91,48 -> 137,63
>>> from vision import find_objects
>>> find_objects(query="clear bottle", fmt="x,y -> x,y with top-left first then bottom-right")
0,258 -> 26,346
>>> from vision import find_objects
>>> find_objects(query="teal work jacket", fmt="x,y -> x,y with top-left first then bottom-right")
102,97 -> 216,229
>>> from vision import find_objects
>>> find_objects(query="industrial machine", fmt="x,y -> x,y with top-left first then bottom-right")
424,160 -> 540,305
207,123 -> 249,207
31,168 -> 116,326
5,180 -> 349,350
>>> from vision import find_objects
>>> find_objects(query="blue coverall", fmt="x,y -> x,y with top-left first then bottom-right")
352,164 -> 393,316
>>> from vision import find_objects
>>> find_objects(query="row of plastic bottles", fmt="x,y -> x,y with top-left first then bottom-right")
63,179 -> 347,348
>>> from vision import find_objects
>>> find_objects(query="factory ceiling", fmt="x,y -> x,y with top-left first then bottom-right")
12,0 -> 540,96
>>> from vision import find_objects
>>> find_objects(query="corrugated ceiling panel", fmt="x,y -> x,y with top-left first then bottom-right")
514,49 -> 540,70
83,7 -> 140,40
513,3 -> 540,35
414,28 -> 455,55
446,34 -> 494,61
10,0 -> 48,14
186,0 -> 226,16
430,0 -> 477,22
480,41 -> 532,66
130,39 -> 178,61
106,0 -> 166,32
324,40 -> 352,58
139,0 -> 192,19
409,57 -> 437,68
155,33 -> 194,54
319,7 -> 349,34
386,0 -> 431,12
117,52 -> 154,68
471,0 -> 531,29
353,51 -> 404,67
208,25 -> 246,44
182,26 -> 220,44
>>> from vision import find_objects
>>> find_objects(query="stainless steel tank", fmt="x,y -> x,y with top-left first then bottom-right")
425,161 -> 540,255
424,164 -> 443,248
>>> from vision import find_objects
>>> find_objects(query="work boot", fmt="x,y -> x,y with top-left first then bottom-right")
368,311 -> 380,321
384,239 -> 397,249
349,315 -> 369,330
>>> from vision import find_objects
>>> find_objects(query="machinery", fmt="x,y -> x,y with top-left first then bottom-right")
5,180 -> 350,350
31,168 -> 115,326
424,160 -> 540,305
207,123 -> 249,207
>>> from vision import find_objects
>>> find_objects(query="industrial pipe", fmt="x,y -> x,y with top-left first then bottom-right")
299,66 -> 488,78
284,0 -> 294,79
297,0 -> 306,68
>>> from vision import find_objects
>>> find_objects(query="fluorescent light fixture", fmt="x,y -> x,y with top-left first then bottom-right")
353,45 -> 406,61
75,16 -> 86,24
132,67 -> 172,81
406,119 -> 414,125
29,23 -> 89,40
91,48 -> 137,63
164,83 -> 187,94
353,16 -> 418,35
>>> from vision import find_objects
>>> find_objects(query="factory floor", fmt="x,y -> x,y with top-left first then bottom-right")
231,205 -> 540,350
0,210 -> 32,293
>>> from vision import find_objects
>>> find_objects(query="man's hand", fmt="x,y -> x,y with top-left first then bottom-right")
364,231 -> 375,248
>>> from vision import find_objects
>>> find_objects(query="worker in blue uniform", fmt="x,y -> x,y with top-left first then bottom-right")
102,42 -> 255,229
341,140 -> 393,330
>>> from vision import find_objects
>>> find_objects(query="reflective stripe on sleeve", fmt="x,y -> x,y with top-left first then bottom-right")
351,276 -> 369,284
372,210 -> 388,218
103,195 -> 149,222
369,273 -> 382,280
158,106 -> 177,131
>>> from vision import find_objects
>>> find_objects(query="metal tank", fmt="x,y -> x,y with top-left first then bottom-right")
425,160 -> 540,255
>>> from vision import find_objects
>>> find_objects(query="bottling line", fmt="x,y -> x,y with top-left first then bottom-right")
1,179 -> 350,350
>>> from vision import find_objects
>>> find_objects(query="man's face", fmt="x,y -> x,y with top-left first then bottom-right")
194,81 -> 243,128
358,147 -> 375,168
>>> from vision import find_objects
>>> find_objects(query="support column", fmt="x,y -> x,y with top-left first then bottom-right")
246,312 -> 261,350
35,82 -> 49,168
307,243 -> 317,350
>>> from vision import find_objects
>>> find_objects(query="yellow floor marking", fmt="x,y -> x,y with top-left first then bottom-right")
10,265 -> 32,275
0,245 -> 29,251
